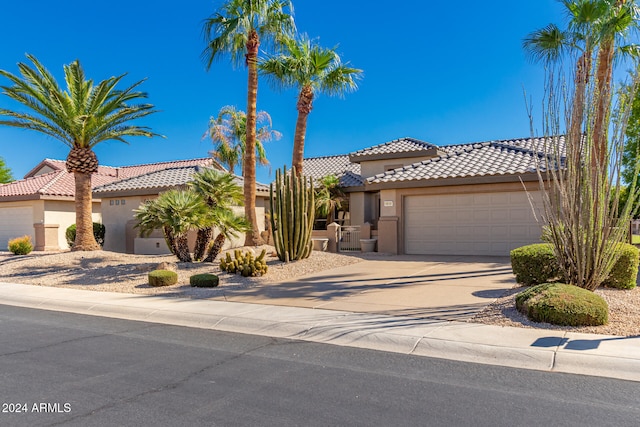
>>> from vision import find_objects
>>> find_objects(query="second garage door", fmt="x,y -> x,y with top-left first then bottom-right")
0,206 -> 35,249
404,191 -> 542,256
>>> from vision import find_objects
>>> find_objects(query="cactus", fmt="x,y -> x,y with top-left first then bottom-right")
270,166 -> 315,262
220,249 -> 268,277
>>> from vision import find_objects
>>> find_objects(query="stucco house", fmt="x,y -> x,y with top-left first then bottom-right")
92,164 -> 270,255
304,136 -> 562,256
0,158 -> 216,251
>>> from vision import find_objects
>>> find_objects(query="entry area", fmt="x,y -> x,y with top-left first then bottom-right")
404,191 -> 542,256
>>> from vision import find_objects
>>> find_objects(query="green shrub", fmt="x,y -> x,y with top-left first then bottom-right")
66,223 -> 106,248
220,249 -> 268,277
516,283 -> 608,326
190,273 -> 220,288
602,243 -> 639,289
148,270 -> 178,287
510,243 -> 561,285
8,235 -> 33,255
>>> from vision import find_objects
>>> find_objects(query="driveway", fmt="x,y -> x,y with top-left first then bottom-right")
209,255 -> 516,320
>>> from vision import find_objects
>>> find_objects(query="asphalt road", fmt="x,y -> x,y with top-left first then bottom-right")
0,304 -> 638,427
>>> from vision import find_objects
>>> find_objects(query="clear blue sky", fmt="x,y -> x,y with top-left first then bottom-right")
0,0 -> 565,184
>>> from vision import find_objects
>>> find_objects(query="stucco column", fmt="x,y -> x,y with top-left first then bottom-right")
326,222 -> 340,253
377,216 -> 399,254
34,224 -> 60,251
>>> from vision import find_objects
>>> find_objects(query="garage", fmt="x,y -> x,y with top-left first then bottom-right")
404,191 -> 543,256
0,206 -> 34,249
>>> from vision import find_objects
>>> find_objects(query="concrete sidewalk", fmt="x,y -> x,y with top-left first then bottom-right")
1,272 -> 639,382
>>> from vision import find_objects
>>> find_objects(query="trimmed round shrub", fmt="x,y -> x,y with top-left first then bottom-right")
66,223 -> 106,248
602,243 -> 639,290
516,283 -> 608,326
8,235 -> 33,255
190,273 -> 220,288
148,270 -> 178,287
510,243 -> 561,286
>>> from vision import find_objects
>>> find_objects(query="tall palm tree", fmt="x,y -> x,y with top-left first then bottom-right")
202,0 -> 295,246
0,54 -> 159,251
260,35 -> 362,175
203,105 -> 281,175
188,168 -> 244,261
523,0 -> 639,162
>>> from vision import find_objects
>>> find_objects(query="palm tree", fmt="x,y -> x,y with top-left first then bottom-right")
0,54 -> 159,251
203,105 -> 281,175
204,210 -> 251,262
315,174 -> 346,227
134,190 -> 211,263
260,35 -> 362,175
523,0 -> 639,162
188,168 -> 244,261
202,0 -> 295,246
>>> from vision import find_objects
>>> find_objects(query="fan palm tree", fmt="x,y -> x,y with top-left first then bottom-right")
315,174 -> 346,227
260,35 -> 362,175
134,190 -> 211,263
0,54 -> 159,251
202,0 -> 295,246
204,210 -> 251,262
203,105 -> 281,175
188,168 -> 244,261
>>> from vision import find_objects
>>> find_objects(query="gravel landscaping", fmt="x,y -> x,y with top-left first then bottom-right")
0,247 -> 638,336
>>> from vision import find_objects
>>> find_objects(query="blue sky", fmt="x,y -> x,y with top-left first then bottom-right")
0,0 -> 565,184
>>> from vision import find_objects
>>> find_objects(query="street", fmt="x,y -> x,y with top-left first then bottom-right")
0,304 -> 638,427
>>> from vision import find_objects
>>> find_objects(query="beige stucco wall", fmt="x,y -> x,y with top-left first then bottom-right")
101,196 -> 148,253
43,200 -> 101,250
0,200 -> 42,248
359,156 -> 435,179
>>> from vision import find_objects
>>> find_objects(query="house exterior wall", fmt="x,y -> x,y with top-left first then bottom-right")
43,200 -> 101,250
348,192 -> 365,226
101,196 -> 148,253
359,156 -> 436,179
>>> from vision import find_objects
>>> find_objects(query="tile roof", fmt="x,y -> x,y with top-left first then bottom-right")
349,137 -> 440,161
367,136 -> 565,184
0,157 -> 219,199
93,166 -> 269,194
303,154 -> 364,187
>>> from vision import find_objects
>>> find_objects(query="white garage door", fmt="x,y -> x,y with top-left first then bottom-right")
0,207 -> 34,249
404,191 -> 542,256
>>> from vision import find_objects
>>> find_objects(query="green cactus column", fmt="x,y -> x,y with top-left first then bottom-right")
270,166 -> 315,262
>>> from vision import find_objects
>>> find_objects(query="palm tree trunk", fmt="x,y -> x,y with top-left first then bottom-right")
174,234 -> 192,263
292,85 -> 314,176
163,226 -> 178,256
204,233 -> 226,262
193,227 -> 213,261
72,172 -> 100,251
243,28 -> 264,246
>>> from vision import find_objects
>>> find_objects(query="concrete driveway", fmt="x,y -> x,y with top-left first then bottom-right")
210,255 -> 516,320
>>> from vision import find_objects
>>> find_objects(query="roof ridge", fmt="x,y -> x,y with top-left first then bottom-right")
304,153 -> 350,160
38,170 -> 69,194
118,157 -> 213,169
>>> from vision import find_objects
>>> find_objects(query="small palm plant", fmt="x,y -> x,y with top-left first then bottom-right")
204,210 -> 251,262
134,190 -> 211,262
315,174 -> 346,227
188,169 -> 244,261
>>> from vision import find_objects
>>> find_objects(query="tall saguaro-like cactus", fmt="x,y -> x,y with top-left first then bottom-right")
270,166 -> 315,262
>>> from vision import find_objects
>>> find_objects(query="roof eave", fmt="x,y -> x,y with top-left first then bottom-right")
364,171 -> 541,191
